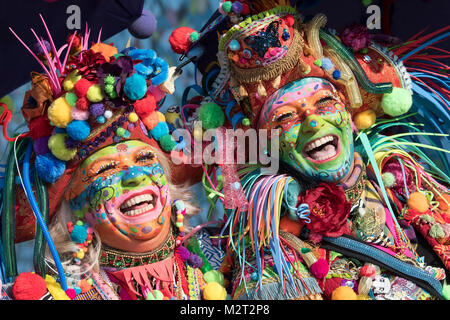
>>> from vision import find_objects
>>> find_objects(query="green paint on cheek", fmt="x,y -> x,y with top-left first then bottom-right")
129,227 -> 138,233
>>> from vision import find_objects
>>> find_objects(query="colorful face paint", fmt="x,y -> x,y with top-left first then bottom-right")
66,140 -> 171,249
258,77 -> 354,182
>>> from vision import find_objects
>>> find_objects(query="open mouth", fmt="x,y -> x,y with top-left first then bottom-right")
119,192 -> 158,217
302,134 -> 340,164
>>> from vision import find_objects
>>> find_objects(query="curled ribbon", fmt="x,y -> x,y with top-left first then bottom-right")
296,203 -> 311,224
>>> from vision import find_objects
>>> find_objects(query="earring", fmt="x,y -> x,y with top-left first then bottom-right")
173,200 -> 186,245
67,220 -> 93,265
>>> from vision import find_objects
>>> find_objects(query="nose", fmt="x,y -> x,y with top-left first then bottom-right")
121,169 -> 151,188
300,114 -> 325,135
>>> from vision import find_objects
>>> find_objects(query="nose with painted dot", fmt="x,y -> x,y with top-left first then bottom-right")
121,168 -> 151,188
300,115 -> 325,134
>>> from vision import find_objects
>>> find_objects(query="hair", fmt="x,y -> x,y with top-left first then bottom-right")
45,146 -> 199,278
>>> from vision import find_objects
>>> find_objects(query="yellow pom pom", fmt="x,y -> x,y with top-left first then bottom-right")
332,286 -> 358,300
202,282 -> 227,300
76,250 -> 85,260
157,111 -> 166,122
86,84 -> 104,102
128,112 -> 139,123
407,192 -> 429,213
62,70 -> 82,91
48,134 -> 77,161
44,275 -> 70,300
165,111 -> 179,125
48,97 -> 73,128
354,109 -> 376,130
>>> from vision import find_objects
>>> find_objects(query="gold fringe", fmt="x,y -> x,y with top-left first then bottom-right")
239,85 -> 249,97
272,75 -> 281,89
257,82 -> 267,97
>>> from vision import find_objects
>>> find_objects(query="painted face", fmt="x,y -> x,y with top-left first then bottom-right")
66,140 -> 171,252
258,77 -> 354,182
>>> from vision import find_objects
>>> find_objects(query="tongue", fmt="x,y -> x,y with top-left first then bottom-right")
309,144 -> 336,161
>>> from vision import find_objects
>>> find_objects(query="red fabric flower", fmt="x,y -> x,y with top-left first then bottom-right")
340,23 -> 370,52
298,183 -> 352,237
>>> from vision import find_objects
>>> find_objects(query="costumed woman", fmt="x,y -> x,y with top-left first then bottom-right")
0,20 -> 226,300
168,0 -> 450,300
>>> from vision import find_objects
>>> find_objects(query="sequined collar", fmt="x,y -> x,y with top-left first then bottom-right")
338,153 -> 367,205
99,228 -> 176,269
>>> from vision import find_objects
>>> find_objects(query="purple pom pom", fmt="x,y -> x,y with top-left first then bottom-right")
89,103 -> 105,117
187,254 -> 204,268
175,246 -> 190,262
33,137 -> 50,155
232,1 -> 243,14
128,9 -> 157,39
34,40 -> 51,55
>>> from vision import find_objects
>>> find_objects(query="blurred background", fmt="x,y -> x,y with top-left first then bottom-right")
0,0 -> 448,274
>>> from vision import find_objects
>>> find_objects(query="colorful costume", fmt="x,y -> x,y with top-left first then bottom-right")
169,0 -> 450,300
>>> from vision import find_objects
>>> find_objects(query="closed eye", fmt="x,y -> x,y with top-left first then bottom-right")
96,162 -> 118,175
136,150 -> 156,163
315,96 -> 336,107
274,111 -> 296,122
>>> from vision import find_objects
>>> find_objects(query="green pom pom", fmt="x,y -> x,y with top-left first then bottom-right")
197,102 -> 225,130
429,224 -> 445,239
382,172 -> 396,188
48,134 -> 77,161
203,270 -> 225,286
314,59 -> 322,67
222,1 -> 232,12
159,134 -> 177,151
189,31 -> 200,42
242,117 -> 250,126
65,92 -> 78,107
443,281 -> 450,300
381,87 -> 413,117
362,0 -> 372,6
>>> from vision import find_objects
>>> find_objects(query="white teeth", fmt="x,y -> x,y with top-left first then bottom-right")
120,194 -> 156,216
304,135 -> 334,152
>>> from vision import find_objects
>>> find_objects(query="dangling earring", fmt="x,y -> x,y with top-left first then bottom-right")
173,199 -> 186,245
67,220 -> 94,265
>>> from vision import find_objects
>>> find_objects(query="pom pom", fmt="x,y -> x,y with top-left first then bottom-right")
124,74 -> 147,101
128,9 -> 157,39
231,1 -> 243,14
222,1 -> 232,13
48,134 -> 77,161
70,107 -> 89,121
48,97 -> 73,128
332,70 -> 341,80
229,39 -> 241,51
310,258 -> 329,279
65,288 -> 77,300
134,94 -> 156,118
353,109 -> 376,130
340,23 -> 370,52
86,84 -> 104,102
381,87 -> 413,117
360,264 -> 377,278
429,224 -> 445,239
203,270 -> 225,286
74,78 -> 93,97
150,122 -> 169,140
241,3 -> 250,15
284,14 -> 295,27
128,112 -> 139,123
28,116 -> 53,140
89,103 -> 105,117
66,120 -> 90,141
175,246 -> 191,262
78,279 -> 92,293
70,224 -> 88,243
203,282 -> 227,300
437,194 -> 450,211
407,192 -> 429,213
169,27 -> 197,54
159,134 -> 177,151
321,58 -> 334,71
197,102 -> 225,130
63,70 -> 81,92
12,273 -> 48,300
104,110 -> 113,119
75,96 -> 90,111
35,153 -> 66,183
382,172 -> 396,188
33,136 -> 50,155
146,289 -> 164,300
188,254 -> 204,268
189,31 -> 200,42
90,43 -> 118,62
142,112 -> 159,130
331,286 -> 358,300
65,92 -> 78,107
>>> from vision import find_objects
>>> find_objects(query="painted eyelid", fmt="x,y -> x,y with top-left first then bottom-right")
89,161 -> 119,176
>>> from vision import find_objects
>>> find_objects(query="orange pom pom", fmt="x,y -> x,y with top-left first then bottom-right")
279,215 -> 303,236
331,286 -> 358,300
142,111 -> 160,130
437,194 -> 450,211
407,192 -> 429,213
78,279 -> 92,293
169,27 -> 196,54
90,43 -> 118,62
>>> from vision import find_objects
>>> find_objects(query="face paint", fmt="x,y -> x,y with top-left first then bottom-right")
258,77 -> 354,182
67,140 -> 171,247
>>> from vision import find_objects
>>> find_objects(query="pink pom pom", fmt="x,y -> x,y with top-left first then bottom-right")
71,107 -> 90,120
65,288 -> 77,300
310,258 -> 329,279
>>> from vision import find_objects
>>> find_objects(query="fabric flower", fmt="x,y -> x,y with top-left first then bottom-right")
298,182 -> 352,237
67,50 -> 107,80
340,23 -> 370,52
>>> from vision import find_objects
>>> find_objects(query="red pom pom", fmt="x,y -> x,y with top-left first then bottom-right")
169,27 -> 196,54
12,272 -> 48,300
284,14 -> 295,27
133,94 -> 156,118
74,78 -> 93,97
310,258 -> 329,280
360,264 -> 376,278
241,3 -> 250,15
76,96 -> 90,111
28,116 -> 53,140
67,33 -> 81,48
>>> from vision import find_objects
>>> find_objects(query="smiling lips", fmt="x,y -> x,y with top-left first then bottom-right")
120,193 -> 156,217
302,134 -> 340,163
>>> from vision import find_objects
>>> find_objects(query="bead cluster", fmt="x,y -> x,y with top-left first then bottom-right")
174,200 -> 186,233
